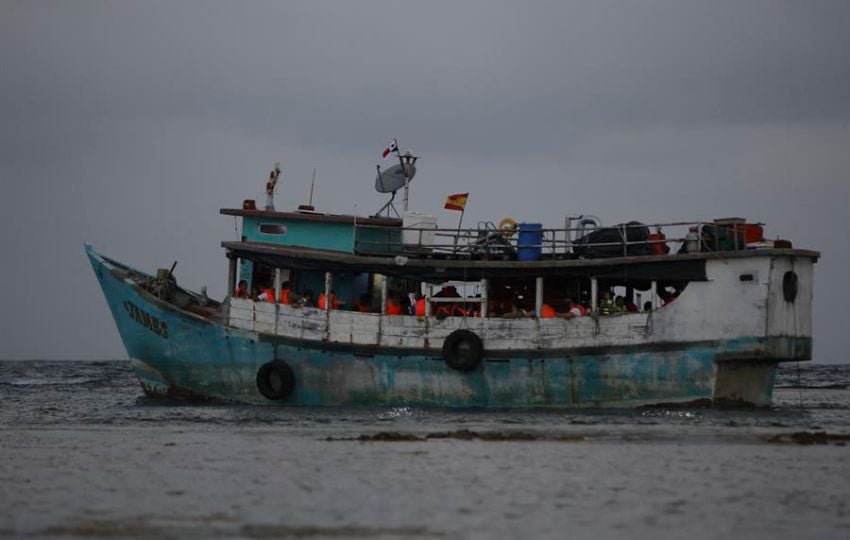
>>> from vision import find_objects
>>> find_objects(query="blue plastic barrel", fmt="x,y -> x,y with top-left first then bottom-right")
517,223 -> 543,261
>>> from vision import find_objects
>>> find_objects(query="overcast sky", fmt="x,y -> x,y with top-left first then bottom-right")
1,1 -> 848,362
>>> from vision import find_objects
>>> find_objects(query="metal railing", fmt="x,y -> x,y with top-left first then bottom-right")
353,220 -> 764,259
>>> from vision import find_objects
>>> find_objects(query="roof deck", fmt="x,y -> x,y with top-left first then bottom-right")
221,207 -> 818,273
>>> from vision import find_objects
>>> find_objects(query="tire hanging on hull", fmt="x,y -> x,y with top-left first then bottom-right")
442,329 -> 484,372
256,360 -> 296,401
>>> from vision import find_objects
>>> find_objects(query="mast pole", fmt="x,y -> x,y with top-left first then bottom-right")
393,139 -> 410,212
309,166 -> 316,206
453,205 -> 466,254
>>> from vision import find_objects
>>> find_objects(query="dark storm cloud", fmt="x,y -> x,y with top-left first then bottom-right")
1,1 -> 848,360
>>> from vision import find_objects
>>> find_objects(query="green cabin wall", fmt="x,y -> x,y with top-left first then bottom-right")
236,215 -> 396,300
243,216 -> 355,251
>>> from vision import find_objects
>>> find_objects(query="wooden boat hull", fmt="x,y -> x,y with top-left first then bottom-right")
86,244 -> 811,407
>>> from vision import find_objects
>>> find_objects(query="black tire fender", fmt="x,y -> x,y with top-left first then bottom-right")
442,329 -> 484,372
256,360 -> 295,401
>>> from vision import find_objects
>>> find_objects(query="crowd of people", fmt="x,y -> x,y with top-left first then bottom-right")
234,279 -> 658,319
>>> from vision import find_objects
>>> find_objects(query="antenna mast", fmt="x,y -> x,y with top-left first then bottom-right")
265,162 -> 281,211
309,166 -> 316,207
374,140 -> 418,217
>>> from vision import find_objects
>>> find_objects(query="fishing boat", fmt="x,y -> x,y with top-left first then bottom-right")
87,145 -> 818,407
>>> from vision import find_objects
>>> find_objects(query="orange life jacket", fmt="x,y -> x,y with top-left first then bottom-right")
541,304 -> 557,318
279,288 -> 291,304
387,299 -> 403,315
415,298 -> 426,317
234,285 -> 249,299
318,292 -> 336,310
648,232 -> 670,255
263,288 -> 275,303
451,304 -> 468,317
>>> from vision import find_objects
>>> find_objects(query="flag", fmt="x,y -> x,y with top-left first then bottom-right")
381,140 -> 397,159
444,192 -> 468,212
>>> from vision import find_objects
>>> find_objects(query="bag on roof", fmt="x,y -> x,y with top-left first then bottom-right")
572,221 -> 652,258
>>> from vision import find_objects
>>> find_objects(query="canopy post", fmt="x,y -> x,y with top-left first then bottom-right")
227,255 -> 237,297
274,268 -> 282,304
535,276 -> 544,318
651,280 -> 658,310
591,278 -> 598,313
480,278 -> 489,318
380,276 -> 388,315
324,272 -> 332,313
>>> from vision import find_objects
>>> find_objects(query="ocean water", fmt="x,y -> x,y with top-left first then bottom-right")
1,361 -> 849,540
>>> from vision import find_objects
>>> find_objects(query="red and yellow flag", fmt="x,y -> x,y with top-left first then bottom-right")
444,192 -> 468,212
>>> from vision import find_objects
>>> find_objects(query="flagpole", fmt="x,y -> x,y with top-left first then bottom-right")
454,206 -> 465,254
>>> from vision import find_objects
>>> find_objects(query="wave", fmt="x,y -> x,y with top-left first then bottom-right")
1,376 -> 106,387
775,383 -> 849,390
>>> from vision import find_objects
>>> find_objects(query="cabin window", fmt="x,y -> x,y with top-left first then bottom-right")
782,271 -> 798,302
259,223 -> 287,235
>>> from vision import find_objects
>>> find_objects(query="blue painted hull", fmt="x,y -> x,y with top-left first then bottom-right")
87,245 -> 785,407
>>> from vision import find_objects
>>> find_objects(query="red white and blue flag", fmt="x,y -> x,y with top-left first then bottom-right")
381,140 -> 398,159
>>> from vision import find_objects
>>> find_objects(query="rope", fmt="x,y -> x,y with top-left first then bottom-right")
796,360 -> 804,409
460,261 -> 470,329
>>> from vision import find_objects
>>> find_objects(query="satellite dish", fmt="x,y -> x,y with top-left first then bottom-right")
375,163 -> 417,193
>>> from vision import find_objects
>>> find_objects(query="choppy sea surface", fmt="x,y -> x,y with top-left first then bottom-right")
1,361 -> 849,540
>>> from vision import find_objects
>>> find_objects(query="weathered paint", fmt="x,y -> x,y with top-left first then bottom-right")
226,255 -> 814,360
86,244 -> 813,407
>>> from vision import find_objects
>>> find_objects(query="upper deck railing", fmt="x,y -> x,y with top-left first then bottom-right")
353,219 -> 766,259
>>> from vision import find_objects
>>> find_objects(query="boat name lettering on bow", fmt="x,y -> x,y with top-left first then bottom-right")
123,300 -> 169,339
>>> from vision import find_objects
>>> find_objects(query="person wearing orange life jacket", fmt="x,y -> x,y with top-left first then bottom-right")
552,298 -> 586,319
434,304 -> 451,319
278,281 -> 292,305
233,280 -> 250,299
258,286 -> 276,303
414,292 -> 427,317
353,294 -> 371,313
647,226 -> 670,255
317,291 -> 338,310
451,304 -> 469,317
431,285 -> 461,317
386,292 -> 403,315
